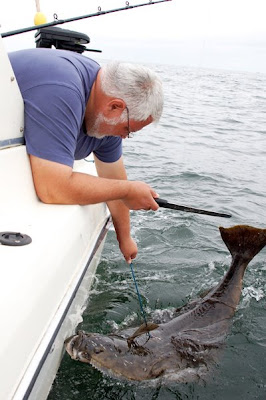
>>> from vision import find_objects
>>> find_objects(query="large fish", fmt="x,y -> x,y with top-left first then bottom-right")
65,225 -> 266,382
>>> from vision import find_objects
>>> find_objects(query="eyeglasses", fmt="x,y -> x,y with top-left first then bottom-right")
125,106 -> 134,138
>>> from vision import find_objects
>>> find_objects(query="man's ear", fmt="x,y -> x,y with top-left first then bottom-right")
106,99 -> 126,117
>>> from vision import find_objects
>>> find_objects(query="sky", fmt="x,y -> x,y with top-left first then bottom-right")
1,0 -> 266,73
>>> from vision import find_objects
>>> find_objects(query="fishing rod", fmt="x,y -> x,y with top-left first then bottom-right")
1,0 -> 172,38
156,198 -> 232,218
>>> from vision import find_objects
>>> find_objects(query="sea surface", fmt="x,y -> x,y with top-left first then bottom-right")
48,65 -> 266,400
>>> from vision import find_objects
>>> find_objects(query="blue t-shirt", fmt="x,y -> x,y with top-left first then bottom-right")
9,48 -> 122,167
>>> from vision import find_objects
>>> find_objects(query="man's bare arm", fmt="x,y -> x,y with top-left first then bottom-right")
94,155 -> 139,262
29,155 -> 159,211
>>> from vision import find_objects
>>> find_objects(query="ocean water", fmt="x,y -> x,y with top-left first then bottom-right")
48,65 -> 266,400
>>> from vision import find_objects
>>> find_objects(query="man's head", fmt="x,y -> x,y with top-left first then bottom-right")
86,62 -> 164,139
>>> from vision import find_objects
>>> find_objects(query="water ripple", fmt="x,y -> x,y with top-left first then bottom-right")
49,64 -> 266,400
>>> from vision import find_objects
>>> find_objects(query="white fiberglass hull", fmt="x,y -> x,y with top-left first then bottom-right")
0,147 -> 110,400
0,35 -> 111,399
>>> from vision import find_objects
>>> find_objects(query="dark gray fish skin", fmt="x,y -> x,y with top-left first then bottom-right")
65,225 -> 266,382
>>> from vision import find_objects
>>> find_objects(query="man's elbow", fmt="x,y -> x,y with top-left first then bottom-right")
29,155 -> 75,204
34,184 -> 61,204
38,194 -> 56,204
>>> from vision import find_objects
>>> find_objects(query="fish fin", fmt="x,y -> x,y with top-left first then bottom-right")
219,225 -> 266,262
130,322 -> 159,339
176,300 -> 199,315
175,288 -> 213,314
127,322 -> 159,347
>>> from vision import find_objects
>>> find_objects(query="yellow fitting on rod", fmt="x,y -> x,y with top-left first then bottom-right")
34,0 -> 47,25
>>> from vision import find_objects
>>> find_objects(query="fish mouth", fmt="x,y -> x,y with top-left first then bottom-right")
64,335 -> 76,357
64,334 -> 92,363
64,335 -> 78,359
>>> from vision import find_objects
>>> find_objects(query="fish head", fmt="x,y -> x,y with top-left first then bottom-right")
65,330 -> 140,376
64,330 -> 168,381
65,330 -> 124,363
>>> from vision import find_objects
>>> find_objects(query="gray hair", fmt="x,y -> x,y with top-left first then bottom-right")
100,62 -> 163,122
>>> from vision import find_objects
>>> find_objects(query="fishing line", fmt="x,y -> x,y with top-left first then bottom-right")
129,261 -> 151,338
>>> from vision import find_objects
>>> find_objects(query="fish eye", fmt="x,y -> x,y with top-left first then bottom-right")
94,346 -> 104,354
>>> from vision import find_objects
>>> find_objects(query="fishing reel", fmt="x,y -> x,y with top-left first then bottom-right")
34,26 -> 101,54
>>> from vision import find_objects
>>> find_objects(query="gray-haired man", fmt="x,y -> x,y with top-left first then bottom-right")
9,48 -> 164,262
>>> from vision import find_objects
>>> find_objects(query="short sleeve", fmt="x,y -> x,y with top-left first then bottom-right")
94,137 -> 123,163
24,84 -> 84,167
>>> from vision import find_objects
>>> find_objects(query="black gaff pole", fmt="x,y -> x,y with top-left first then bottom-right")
1,0 -> 172,38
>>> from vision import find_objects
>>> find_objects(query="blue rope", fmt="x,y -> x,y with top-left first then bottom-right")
129,262 -> 151,337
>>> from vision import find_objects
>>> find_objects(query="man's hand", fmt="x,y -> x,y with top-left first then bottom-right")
118,236 -> 138,264
122,181 -> 159,211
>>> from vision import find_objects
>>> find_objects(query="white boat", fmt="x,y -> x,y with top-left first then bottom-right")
0,34 -> 111,400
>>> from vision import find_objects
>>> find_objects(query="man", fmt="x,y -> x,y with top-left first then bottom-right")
9,48 -> 164,263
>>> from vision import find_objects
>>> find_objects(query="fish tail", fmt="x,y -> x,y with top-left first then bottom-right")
219,225 -> 266,263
